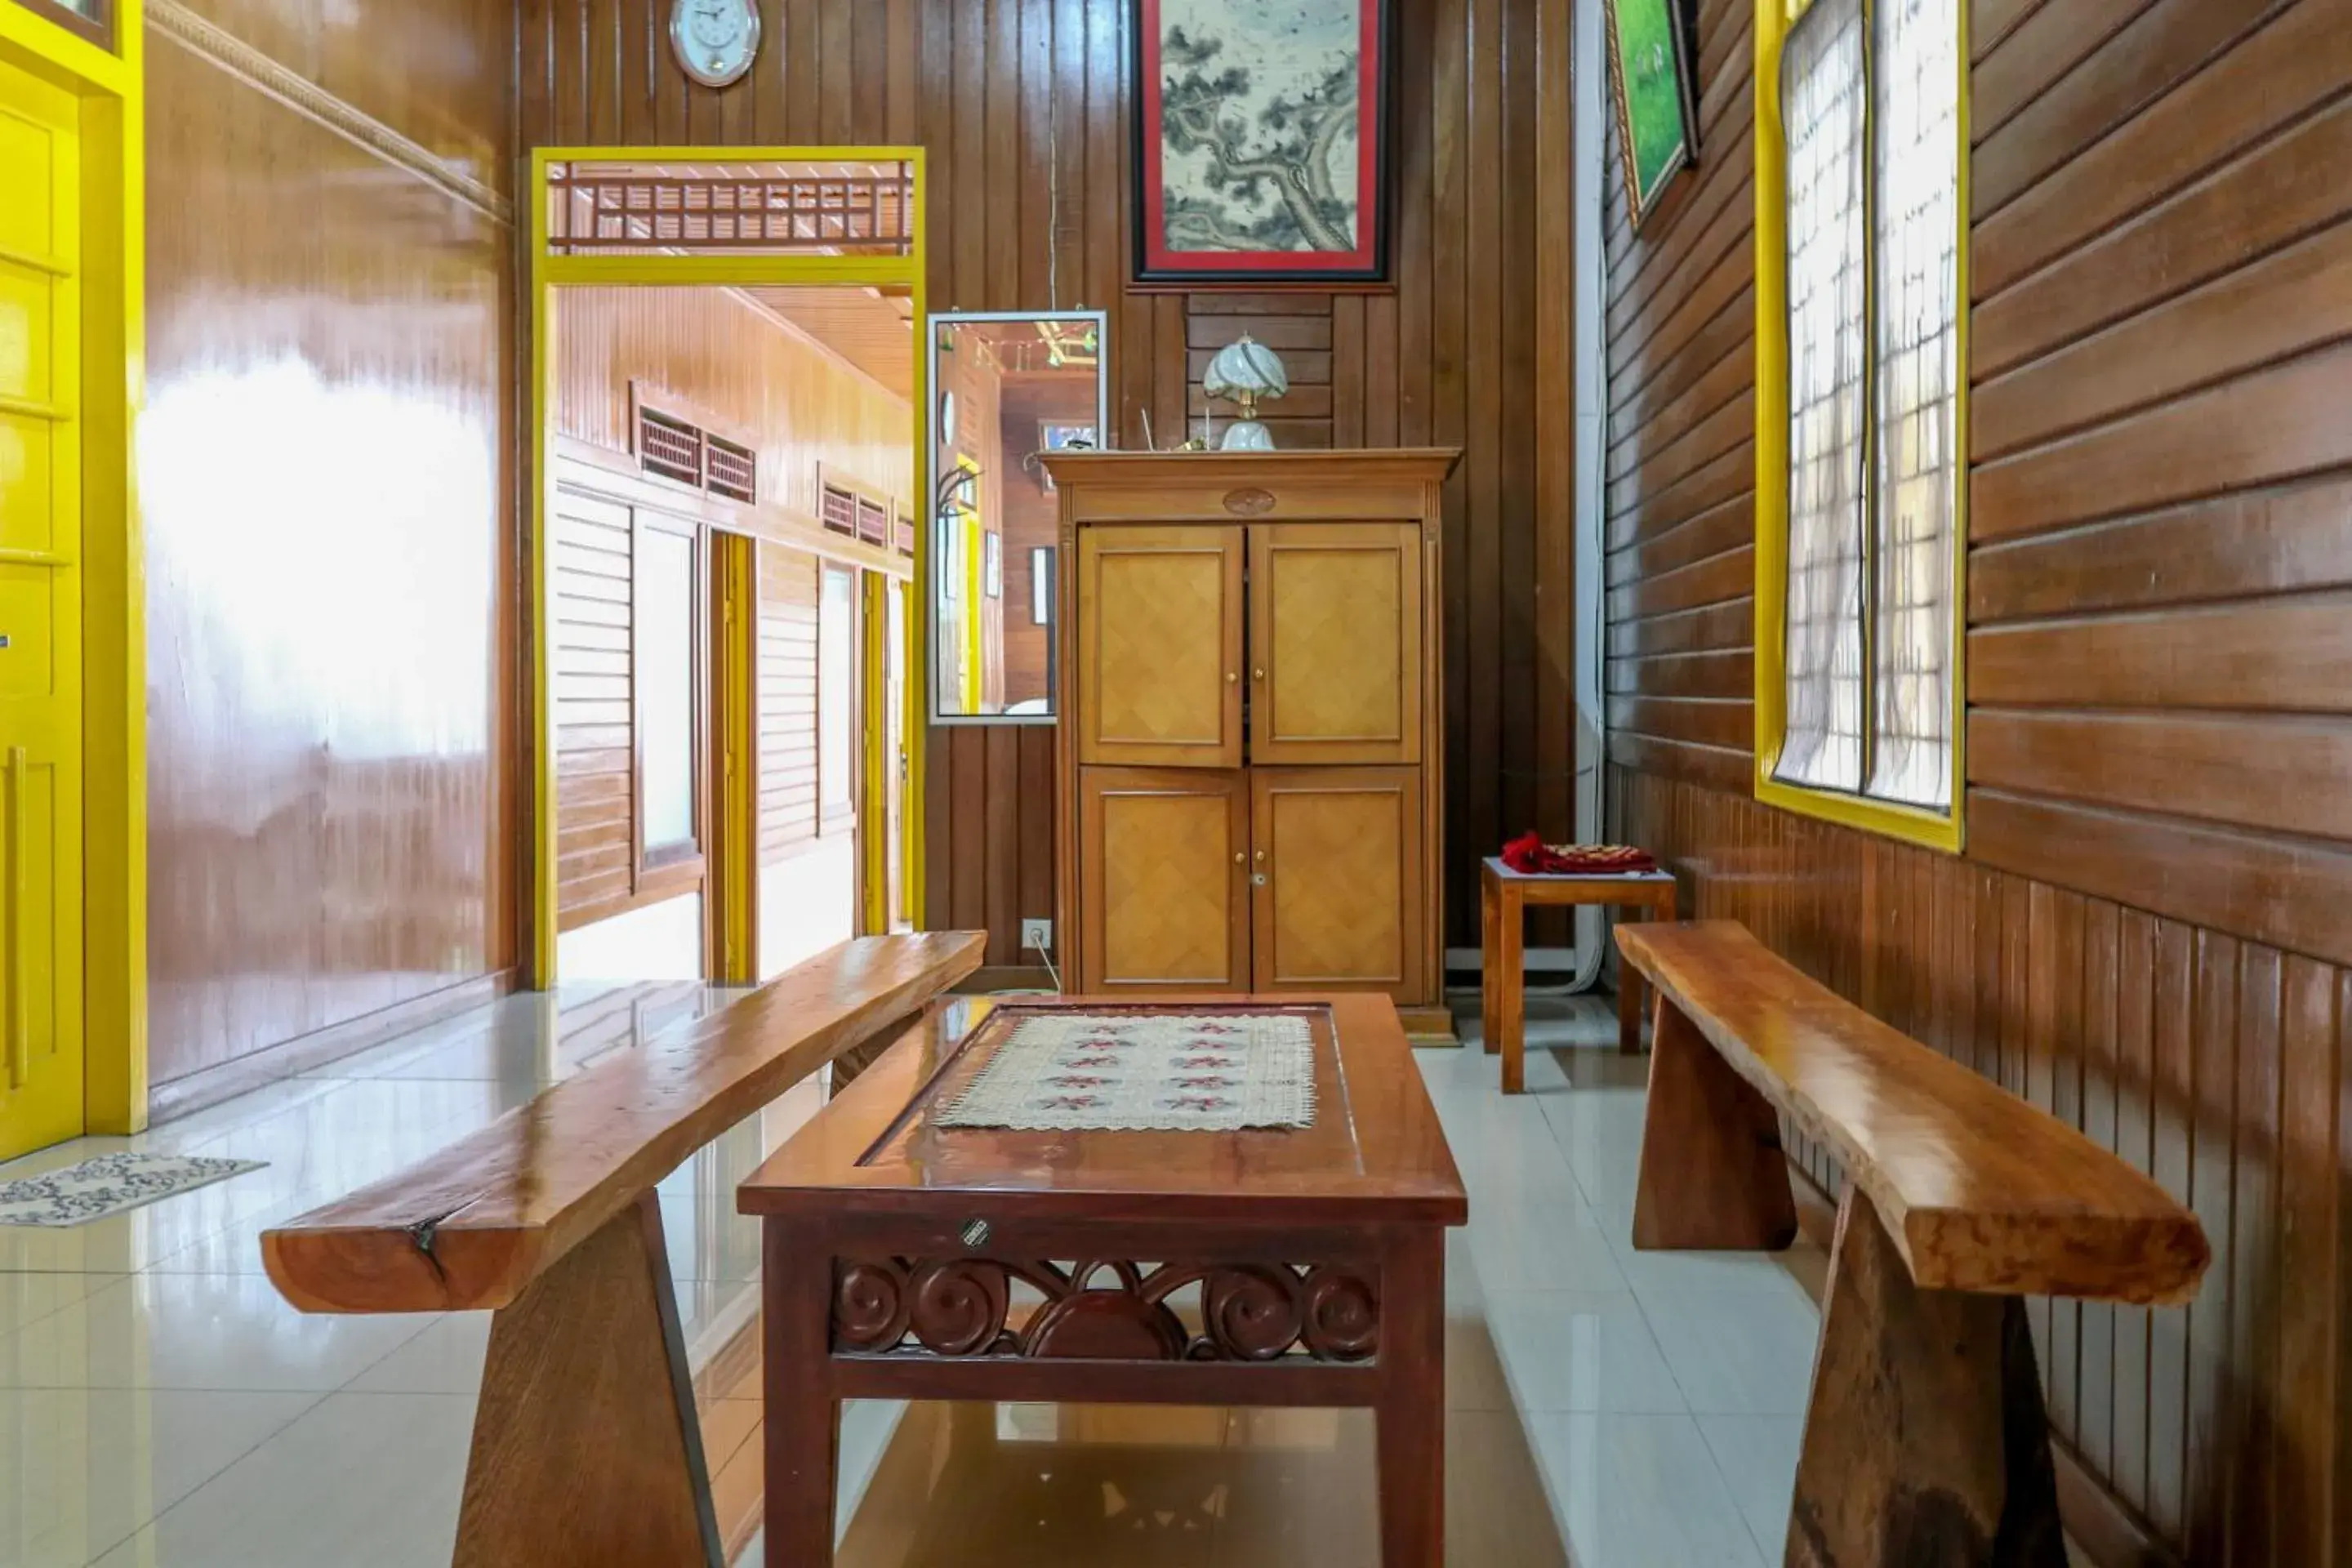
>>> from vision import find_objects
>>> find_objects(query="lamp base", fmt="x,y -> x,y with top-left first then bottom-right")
1219,420 -> 1276,452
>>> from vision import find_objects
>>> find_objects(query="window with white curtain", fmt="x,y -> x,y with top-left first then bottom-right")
1772,0 -> 1962,815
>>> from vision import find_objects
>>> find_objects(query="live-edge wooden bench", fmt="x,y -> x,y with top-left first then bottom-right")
1614,920 -> 2210,1568
260,931 -> 984,1568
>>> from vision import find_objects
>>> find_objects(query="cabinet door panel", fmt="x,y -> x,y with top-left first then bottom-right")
1078,525 -> 1243,768
1251,767 -> 1423,1002
1080,767 -> 1249,991
1250,523 -> 1423,765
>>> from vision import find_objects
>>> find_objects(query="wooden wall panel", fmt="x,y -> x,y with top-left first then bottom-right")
519,0 -> 1580,961
1603,0 -> 2352,1558
142,7 -> 518,1096
163,0 -> 513,193
555,287 -> 913,528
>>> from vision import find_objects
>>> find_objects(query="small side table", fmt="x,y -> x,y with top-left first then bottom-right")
1479,857 -> 1678,1093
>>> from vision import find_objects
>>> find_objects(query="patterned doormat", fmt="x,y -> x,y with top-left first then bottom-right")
0,1152 -> 268,1227
938,1013 -> 1316,1133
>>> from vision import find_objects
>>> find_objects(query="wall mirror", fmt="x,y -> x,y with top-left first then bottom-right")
928,310 -> 1107,723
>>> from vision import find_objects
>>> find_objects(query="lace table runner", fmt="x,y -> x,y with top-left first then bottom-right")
937,1013 -> 1316,1132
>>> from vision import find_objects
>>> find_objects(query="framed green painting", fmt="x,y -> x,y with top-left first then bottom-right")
1606,0 -> 1701,228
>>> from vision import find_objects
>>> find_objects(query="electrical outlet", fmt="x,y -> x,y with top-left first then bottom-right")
1021,918 -> 1054,953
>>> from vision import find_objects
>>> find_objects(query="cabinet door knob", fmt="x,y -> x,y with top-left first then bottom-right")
1234,851 -> 1245,864
1253,666 -> 1266,681
1227,670 -> 1239,684
1254,849 -> 1267,862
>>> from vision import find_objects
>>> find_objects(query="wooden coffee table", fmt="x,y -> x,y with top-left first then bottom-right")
738,992 -> 1468,1566
1480,857 -> 1678,1092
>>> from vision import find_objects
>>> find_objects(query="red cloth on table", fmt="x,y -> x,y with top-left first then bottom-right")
1500,832 -> 1658,876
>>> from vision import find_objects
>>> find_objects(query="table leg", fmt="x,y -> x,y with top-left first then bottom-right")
764,1220 -> 840,1566
1480,871 -> 1502,1058
1377,1227 -> 1446,1566
1496,886 -> 1527,1094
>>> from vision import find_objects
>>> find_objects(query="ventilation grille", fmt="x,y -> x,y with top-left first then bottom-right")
896,513 -> 915,558
820,485 -> 858,537
705,435 -> 757,504
635,399 -> 758,505
637,408 -> 704,488
855,497 -> 889,546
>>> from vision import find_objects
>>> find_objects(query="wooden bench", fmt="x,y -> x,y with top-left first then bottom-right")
1614,920 -> 2209,1568
261,931 -> 983,1568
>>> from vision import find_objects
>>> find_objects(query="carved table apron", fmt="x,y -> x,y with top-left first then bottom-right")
740,993 -> 1468,1567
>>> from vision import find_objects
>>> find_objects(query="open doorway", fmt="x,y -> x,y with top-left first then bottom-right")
531,153 -> 926,987
546,282 -> 916,982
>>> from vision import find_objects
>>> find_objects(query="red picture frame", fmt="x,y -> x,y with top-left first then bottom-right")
1134,0 -> 1392,286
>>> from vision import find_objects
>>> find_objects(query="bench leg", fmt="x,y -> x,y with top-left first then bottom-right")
456,1192 -> 723,1568
1631,995 -> 1797,1250
1786,1189 -> 2065,1568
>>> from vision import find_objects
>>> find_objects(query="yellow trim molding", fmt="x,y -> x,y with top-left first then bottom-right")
1751,0 -> 1969,855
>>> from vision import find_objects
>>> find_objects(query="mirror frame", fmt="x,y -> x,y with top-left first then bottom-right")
926,308 -> 1110,727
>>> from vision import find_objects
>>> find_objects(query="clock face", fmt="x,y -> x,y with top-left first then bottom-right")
670,0 -> 760,88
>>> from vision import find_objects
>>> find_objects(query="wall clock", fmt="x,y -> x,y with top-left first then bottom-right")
670,0 -> 760,89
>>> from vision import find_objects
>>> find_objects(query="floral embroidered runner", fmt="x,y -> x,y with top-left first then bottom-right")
938,1013 -> 1316,1133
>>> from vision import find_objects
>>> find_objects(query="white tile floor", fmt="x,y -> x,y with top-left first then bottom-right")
0,987 -> 1840,1568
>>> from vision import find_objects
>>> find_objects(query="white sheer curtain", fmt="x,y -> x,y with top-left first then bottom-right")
1775,0 -> 1960,811
1868,0 -> 1960,808
1774,0 -> 1868,795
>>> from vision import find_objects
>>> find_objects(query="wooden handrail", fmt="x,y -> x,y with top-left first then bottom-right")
1615,920 -> 2208,1305
262,931 -> 984,1314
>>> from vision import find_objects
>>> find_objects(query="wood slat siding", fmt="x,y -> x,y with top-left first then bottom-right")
1603,0 -> 2352,1560
756,543 -> 822,863
552,488 -> 637,929
519,0 -> 1580,962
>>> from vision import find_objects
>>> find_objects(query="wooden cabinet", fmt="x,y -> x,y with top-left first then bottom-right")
1251,523 -> 1423,766
1253,767 -> 1423,1000
1077,767 -> 1250,991
1049,450 -> 1460,1035
1076,524 -> 1244,768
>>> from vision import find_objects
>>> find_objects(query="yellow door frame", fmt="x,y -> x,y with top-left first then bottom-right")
0,1 -> 147,1136
527,146 -> 929,988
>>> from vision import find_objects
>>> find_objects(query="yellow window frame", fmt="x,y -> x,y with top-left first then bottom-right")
1752,0 -> 1970,853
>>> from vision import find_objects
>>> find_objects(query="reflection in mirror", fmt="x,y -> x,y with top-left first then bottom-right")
929,310 -> 1108,722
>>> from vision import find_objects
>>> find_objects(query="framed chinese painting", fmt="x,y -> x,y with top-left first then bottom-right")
1134,0 -> 1392,285
1606,0 -> 1701,229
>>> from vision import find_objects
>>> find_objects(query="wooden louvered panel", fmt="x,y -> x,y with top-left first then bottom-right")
554,486 -> 636,931
853,496 -> 887,546
704,434 -> 756,504
635,407 -> 702,488
755,541 -> 822,863
817,485 -> 858,537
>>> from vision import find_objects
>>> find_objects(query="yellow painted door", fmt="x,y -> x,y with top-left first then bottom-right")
0,62 -> 86,1159
1078,766 -> 1249,991
1076,524 -> 1244,768
1250,767 -> 1422,1003
1250,522 -> 1423,765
